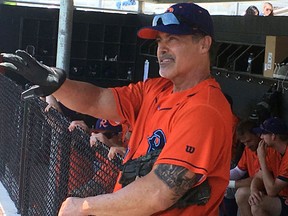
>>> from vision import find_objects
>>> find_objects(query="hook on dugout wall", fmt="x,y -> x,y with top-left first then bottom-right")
234,75 -> 240,80
211,68 -> 288,93
246,77 -> 252,83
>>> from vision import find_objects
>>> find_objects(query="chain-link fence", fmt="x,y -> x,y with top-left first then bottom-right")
0,74 -> 123,216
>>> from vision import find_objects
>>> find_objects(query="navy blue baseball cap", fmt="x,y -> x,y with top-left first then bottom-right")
252,117 -> 288,135
94,119 -> 122,133
137,3 -> 214,39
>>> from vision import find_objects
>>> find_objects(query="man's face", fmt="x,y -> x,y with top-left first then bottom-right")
260,133 -> 274,146
156,32 -> 207,82
239,132 -> 261,151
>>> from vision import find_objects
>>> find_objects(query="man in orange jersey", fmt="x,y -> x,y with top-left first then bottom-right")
245,117 -> 288,216
0,3 -> 233,215
224,119 -> 260,215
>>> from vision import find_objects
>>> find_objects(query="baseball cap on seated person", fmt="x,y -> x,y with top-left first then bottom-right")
137,3 -> 214,40
94,119 -> 122,133
252,117 -> 288,135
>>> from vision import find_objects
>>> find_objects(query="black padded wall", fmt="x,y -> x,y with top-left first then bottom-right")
214,71 -> 288,123
213,15 -> 288,46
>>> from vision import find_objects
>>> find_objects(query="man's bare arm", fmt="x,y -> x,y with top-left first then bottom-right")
58,164 -> 199,216
53,79 -> 120,121
261,161 -> 288,196
257,141 -> 287,196
250,170 -> 265,193
235,177 -> 253,189
154,164 -> 200,203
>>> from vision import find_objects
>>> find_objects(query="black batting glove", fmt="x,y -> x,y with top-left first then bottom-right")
0,50 -> 66,99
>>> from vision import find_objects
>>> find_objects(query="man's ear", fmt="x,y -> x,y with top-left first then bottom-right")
199,36 -> 212,54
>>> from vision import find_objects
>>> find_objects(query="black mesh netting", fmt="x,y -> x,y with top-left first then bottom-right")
0,74 -> 123,216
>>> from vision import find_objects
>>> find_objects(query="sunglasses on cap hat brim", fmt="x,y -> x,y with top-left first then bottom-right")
152,12 -> 208,35
137,12 -> 209,39
152,13 -> 180,26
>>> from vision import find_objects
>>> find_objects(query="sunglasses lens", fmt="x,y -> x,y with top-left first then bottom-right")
152,13 -> 180,26
151,12 -> 207,37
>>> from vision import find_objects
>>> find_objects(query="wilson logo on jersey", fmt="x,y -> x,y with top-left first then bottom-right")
147,129 -> 166,153
186,145 -> 195,153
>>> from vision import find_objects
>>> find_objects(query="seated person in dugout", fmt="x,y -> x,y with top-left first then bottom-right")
68,119 -> 126,198
69,118 -> 123,147
69,118 -> 127,159
0,3 -> 234,215
225,119 -> 278,215
89,119 -> 128,160
237,117 -> 288,216
222,119 -> 259,215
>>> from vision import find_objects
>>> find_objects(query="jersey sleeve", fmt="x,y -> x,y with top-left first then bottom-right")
110,81 -> 144,129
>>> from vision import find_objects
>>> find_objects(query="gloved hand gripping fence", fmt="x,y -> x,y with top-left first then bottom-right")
0,50 -> 66,99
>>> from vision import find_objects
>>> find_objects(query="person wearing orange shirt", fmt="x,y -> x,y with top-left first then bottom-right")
247,117 -> 288,216
224,119 -> 278,215
223,119 -> 260,215
0,3 -> 233,215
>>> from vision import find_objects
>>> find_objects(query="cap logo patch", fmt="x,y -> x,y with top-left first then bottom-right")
167,7 -> 174,13
100,119 -> 109,128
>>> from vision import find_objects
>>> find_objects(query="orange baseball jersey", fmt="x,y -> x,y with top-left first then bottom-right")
111,77 -> 233,215
237,147 -> 260,177
266,146 -> 288,197
238,147 -> 279,177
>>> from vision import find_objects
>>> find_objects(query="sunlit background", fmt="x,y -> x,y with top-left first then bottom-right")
3,0 -> 288,15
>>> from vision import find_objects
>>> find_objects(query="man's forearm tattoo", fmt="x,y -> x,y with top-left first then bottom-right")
154,164 -> 199,202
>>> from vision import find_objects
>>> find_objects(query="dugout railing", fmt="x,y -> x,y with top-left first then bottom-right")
0,74 -> 123,216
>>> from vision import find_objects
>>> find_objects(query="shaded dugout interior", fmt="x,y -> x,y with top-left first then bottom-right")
0,4 -> 288,122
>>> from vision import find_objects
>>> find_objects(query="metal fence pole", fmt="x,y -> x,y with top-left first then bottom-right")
56,0 -> 74,76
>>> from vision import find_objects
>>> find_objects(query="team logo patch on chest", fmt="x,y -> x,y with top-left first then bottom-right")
147,129 -> 166,153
